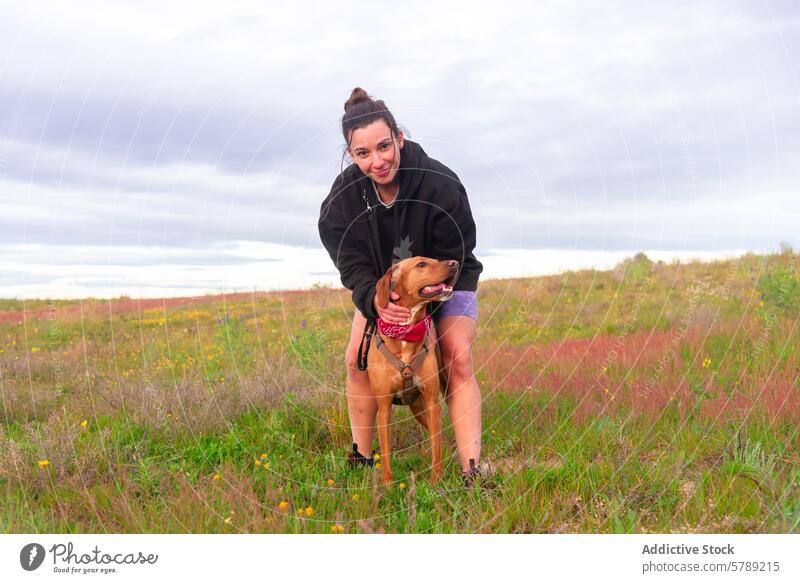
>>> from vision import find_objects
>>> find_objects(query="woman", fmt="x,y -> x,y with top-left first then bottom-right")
318,88 -> 483,485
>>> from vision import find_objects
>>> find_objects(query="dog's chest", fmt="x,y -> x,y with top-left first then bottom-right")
371,341 -> 433,393
399,341 -> 423,387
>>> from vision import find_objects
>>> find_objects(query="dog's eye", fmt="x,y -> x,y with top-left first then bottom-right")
416,261 -> 427,268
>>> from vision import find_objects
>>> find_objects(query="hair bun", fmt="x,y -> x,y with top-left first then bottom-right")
344,87 -> 371,112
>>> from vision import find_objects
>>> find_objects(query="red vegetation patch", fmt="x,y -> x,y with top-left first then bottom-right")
475,326 -> 800,423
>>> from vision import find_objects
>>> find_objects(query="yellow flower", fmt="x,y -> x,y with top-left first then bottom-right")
305,506 -> 314,516
375,462 -> 382,469
373,453 -> 380,461
80,420 -> 88,429
37,459 -> 50,469
326,478 -> 335,486
330,524 -> 345,533
491,429 -> 496,435
263,462 -> 270,469
702,357 -> 711,368
212,473 -> 221,481
260,453 -> 268,460
352,494 -> 360,501
255,460 -> 261,467
399,482 -> 406,490
279,500 -> 288,510
31,347 -> 40,352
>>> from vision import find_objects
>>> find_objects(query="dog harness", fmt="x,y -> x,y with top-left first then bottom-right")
375,330 -> 430,406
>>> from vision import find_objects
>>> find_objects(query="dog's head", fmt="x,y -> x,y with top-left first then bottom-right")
375,256 -> 459,314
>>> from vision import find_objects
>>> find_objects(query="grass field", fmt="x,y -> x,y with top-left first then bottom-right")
1,250 -> 799,533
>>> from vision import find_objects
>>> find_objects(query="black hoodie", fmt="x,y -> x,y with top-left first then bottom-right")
318,140 -> 482,319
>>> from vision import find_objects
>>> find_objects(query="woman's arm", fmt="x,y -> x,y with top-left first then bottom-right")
430,176 -> 482,290
318,194 -> 381,319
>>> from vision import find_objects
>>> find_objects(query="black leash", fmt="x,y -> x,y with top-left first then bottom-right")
357,185 -> 384,371
356,318 -> 375,371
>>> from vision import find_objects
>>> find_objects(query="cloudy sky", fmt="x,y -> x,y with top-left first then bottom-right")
1,1 -> 798,298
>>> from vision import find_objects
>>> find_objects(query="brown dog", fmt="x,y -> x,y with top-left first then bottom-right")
368,256 -> 459,484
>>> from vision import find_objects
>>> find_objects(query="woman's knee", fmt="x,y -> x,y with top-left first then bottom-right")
441,348 -> 475,381
345,345 -> 366,379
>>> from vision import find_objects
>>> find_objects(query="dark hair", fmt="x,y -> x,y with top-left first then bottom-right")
341,87 -> 400,146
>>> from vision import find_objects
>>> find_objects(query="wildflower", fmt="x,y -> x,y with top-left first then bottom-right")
373,453 -> 380,461
702,357 -> 711,368
375,463 -> 382,469
327,478 -> 335,486
330,524 -> 345,533
260,453 -> 268,460
279,501 -> 289,510
31,347 -> 40,352
305,506 -> 314,516
263,462 -> 270,469
399,482 -> 406,490
213,473 -> 221,481
255,460 -> 261,467
352,494 -> 360,501
80,420 -> 88,429
37,460 -> 50,469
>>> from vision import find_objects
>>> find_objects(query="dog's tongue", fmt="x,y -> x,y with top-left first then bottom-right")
423,283 -> 448,294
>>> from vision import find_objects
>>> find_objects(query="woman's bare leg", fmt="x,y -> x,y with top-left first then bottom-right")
436,316 -> 481,472
345,310 -> 377,457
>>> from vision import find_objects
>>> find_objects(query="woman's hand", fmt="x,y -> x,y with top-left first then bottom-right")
374,291 -> 411,324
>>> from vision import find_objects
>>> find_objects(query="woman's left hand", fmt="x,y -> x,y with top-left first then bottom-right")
374,291 -> 411,324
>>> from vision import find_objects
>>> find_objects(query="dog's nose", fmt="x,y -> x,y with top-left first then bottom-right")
446,260 -> 459,269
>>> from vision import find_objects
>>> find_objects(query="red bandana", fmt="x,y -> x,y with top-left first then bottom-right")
376,314 -> 432,342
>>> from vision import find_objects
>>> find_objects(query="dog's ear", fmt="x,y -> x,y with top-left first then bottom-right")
374,265 -> 397,309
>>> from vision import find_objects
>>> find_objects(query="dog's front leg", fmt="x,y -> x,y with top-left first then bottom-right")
375,397 -> 394,484
426,393 -> 443,484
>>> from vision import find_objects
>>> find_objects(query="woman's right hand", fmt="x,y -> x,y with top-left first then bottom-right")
374,291 -> 411,324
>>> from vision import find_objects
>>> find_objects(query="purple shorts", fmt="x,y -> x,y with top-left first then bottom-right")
431,290 -> 478,322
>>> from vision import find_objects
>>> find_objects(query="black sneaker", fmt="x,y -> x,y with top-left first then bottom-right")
347,443 -> 374,468
462,458 -> 481,487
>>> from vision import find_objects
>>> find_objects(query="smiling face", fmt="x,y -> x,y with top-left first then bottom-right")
375,256 -> 460,317
347,119 -> 404,188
